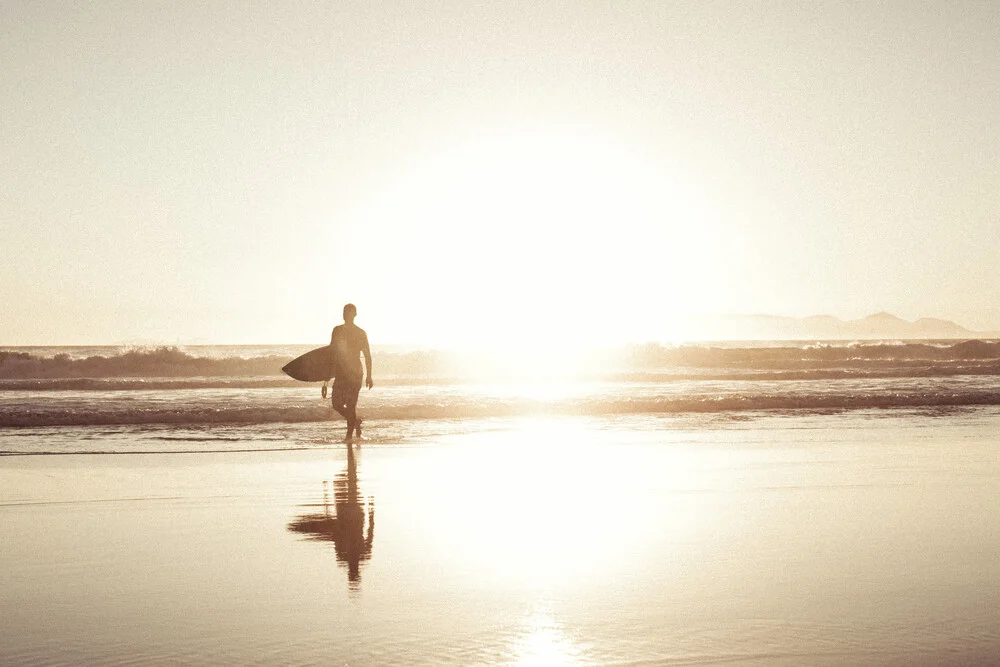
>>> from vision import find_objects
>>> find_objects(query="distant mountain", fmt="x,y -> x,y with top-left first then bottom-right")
682,312 -> 976,341
848,312 -> 972,339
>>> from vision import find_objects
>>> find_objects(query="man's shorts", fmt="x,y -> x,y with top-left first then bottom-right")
331,376 -> 362,411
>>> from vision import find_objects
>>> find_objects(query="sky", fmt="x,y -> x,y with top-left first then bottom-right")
2,1 -> 999,345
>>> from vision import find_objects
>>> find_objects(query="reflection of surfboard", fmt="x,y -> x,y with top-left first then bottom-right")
282,346 -> 336,382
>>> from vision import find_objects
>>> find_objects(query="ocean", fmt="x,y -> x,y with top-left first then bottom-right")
2,340 -> 1000,454
5,340 -> 1000,665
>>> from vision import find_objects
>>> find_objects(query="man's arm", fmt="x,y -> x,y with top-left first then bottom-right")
324,326 -> 339,397
362,332 -> 373,389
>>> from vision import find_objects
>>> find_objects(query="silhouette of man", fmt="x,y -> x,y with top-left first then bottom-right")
328,303 -> 373,443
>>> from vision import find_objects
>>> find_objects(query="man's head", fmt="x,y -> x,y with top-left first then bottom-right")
343,303 -> 357,323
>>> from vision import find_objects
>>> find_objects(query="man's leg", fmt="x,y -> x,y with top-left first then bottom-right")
349,385 -> 364,439
345,385 -> 361,442
331,382 -> 354,443
331,396 -> 349,421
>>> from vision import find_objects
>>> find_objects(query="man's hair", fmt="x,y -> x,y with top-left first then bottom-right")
343,303 -> 357,319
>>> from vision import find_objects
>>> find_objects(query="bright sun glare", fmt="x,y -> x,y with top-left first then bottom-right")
358,126 -> 723,359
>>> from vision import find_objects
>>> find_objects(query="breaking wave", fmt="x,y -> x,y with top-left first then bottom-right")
4,381 -> 1000,427
4,341 -> 1000,429
0,347 -> 289,379
3,340 -> 1000,385
621,339 -> 1000,368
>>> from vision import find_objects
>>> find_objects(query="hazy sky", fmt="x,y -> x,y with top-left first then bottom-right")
3,2 -> 999,345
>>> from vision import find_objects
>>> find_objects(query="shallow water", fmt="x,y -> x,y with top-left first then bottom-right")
3,413 -> 1000,665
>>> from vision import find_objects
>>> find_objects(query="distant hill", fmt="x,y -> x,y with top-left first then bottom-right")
683,312 -> 977,341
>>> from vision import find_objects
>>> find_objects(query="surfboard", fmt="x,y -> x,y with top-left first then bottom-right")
282,345 -> 336,382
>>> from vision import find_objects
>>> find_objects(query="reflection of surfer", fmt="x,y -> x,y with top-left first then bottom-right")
287,447 -> 375,591
325,303 -> 373,444
332,448 -> 374,586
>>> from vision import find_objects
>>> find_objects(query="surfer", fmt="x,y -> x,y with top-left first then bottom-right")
328,303 -> 373,444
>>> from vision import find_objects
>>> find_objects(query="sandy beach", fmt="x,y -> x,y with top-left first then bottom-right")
4,413 -> 1000,666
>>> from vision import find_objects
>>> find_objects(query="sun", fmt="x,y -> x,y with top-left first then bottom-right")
357,125 -> 724,353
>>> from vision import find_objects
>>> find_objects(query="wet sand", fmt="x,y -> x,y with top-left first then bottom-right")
3,414 -> 1000,665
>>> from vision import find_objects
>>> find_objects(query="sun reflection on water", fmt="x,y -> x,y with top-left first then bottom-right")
399,415 -> 714,590
507,609 -> 586,667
